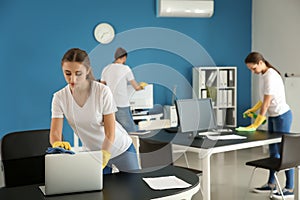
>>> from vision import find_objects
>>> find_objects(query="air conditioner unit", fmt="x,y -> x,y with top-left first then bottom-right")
157,0 -> 214,18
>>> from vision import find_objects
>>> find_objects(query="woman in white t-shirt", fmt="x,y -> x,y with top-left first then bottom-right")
50,48 -> 139,174
101,47 -> 147,132
243,52 -> 293,198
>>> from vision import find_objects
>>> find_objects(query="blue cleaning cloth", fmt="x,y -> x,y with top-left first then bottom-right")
46,147 -> 75,154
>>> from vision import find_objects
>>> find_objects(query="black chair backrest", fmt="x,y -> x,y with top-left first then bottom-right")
1,129 -> 51,187
139,138 -> 173,169
280,134 -> 300,170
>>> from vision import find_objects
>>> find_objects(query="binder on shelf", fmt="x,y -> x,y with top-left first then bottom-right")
225,109 -> 235,125
222,90 -> 227,107
228,70 -> 234,87
217,109 -> 225,126
219,70 -> 228,87
227,90 -> 233,106
206,71 -> 217,87
200,70 -> 206,88
201,89 -> 208,98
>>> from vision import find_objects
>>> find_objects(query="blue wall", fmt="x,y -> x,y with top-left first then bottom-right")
0,0 -> 252,140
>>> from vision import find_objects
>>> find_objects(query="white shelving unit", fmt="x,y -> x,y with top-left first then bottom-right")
192,66 -> 237,127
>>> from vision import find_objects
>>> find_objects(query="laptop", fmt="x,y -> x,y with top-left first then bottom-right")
39,151 -> 103,196
175,98 -> 232,138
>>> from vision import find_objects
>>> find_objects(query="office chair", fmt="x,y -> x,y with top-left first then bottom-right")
246,134 -> 300,200
1,129 -> 51,187
138,138 -> 202,176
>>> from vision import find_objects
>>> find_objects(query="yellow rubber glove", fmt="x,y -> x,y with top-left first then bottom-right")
235,114 -> 266,132
244,111 -> 267,125
243,101 -> 262,118
248,114 -> 266,129
52,141 -> 71,150
139,82 -> 148,89
102,150 -> 111,169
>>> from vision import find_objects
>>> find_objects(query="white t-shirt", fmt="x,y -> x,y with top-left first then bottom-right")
101,63 -> 135,107
51,81 -> 132,158
260,68 -> 290,117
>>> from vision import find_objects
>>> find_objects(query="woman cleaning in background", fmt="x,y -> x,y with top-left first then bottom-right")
240,52 -> 293,199
49,48 -> 139,174
100,47 -> 147,132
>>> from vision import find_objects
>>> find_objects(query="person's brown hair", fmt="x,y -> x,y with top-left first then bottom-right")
61,48 -> 95,80
244,52 -> 281,75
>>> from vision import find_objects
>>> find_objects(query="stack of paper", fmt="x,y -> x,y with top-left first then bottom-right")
143,176 -> 191,190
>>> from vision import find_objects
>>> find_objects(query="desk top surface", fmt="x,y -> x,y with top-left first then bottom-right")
0,166 -> 199,200
139,129 -> 285,149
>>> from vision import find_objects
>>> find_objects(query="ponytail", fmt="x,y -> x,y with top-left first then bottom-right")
245,52 -> 281,76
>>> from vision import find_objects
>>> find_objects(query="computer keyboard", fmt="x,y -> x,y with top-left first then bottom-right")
196,131 -> 220,137
211,128 -> 233,132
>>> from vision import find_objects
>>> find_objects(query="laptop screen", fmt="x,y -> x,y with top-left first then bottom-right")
176,98 -> 217,133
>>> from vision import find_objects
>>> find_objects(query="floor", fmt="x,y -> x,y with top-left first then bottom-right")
0,146 -> 288,200
173,146 -> 287,200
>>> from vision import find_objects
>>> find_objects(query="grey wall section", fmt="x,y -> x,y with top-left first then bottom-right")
252,0 -> 300,131
285,77 -> 300,133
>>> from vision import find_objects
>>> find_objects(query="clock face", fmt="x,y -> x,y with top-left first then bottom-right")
94,23 -> 115,44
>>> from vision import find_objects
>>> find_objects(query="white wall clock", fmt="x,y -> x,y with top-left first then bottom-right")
94,23 -> 115,44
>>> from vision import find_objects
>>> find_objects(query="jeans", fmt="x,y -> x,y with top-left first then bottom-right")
115,106 -> 137,132
103,143 -> 140,174
267,110 -> 293,189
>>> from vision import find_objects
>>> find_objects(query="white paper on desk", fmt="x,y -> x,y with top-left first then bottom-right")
129,130 -> 151,135
207,134 -> 247,140
143,176 -> 192,190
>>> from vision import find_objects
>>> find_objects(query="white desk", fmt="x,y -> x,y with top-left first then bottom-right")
141,130 -> 300,200
173,136 -> 282,200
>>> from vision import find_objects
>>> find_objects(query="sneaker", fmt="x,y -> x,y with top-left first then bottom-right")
252,183 -> 277,193
272,188 -> 294,199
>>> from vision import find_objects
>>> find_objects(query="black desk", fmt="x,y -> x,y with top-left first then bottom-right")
0,166 -> 200,200
140,129 -> 285,200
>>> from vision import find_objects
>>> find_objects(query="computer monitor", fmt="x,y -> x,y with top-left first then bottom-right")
127,84 -> 154,110
175,98 -> 217,133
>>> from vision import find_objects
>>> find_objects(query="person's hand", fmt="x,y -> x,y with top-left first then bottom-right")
248,114 -> 266,129
52,141 -> 71,150
101,150 -> 111,169
235,114 -> 266,132
243,111 -> 267,125
243,101 -> 262,118
139,82 -> 148,89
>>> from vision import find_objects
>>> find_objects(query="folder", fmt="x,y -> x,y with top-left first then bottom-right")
201,89 -> 207,98
227,90 -> 233,106
228,70 -> 234,87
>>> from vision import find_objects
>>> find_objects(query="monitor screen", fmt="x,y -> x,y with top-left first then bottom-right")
127,84 -> 153,110
176,98 -> 217,132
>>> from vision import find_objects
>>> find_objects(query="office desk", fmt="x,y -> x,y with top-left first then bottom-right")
0,166 -> 200,200
140,130 -> 297,200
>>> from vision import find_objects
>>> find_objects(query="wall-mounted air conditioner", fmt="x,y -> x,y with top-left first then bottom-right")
156,0 -> 214,18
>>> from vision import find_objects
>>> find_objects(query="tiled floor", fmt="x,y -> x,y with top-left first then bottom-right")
0,146 -> 288,200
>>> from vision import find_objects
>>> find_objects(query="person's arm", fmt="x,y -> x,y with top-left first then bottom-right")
100,80 -> 106,85
101,113 -> 116,169
102,113 -> 115,151
259,94 -> 272,116
130,79 -> 142,91
50,118 -> 64,144
49,118 -> 71,150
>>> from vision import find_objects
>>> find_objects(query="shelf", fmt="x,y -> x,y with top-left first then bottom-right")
193,66 -> 237,127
